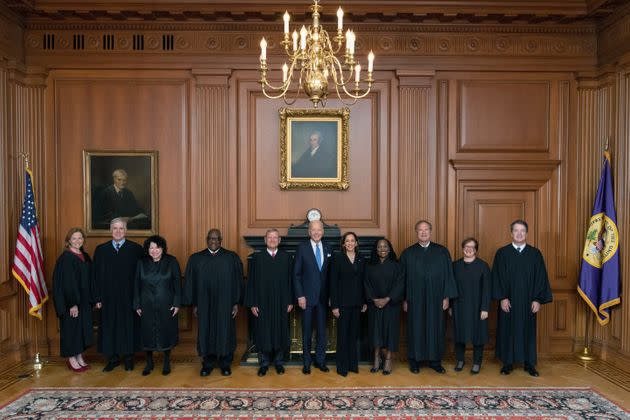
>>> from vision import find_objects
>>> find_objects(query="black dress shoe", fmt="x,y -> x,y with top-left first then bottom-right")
221,367 -> 232,376
275,365 -> 285,375
142,365 -> 153,376
409,367 -> 420,374
318,364 -> 329,372
470,364 -> 481,374
257,366 -> 268,377
200,367 -> 212,376
430,365 -> 446,374
500,365 -> 513,375
349,368 -> 358,374
337,371 -> 348,377
124,360 -> 134,371
162,366 -> 171,376
525,365 -> 539,377
302,366 -> 311,375
370,367 -> 379,373
454,361 -> 464,372
102,360 -> 119,372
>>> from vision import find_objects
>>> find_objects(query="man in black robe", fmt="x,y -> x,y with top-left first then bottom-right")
492,219 -> 553,377
245,228 -> 293,376
183,228 -> 243,377
401,220 -> 457,374
93,218 -> 143,371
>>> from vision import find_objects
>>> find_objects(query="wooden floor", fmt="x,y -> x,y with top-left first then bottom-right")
1,355 -> 629,411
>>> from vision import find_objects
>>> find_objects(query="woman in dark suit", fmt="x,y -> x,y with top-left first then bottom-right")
52,227 -> 93,372
330,231 -> 367,377
134,235 -> 182,376
364,238 -> 404,375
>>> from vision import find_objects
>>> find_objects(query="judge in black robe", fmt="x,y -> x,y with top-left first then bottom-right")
401,220 -> 457,373
364,238 -> 404,374
183,229 -> 243,377
492,220 -> 553,377
52,227 -> 93,371
95,169 -> 149,230
93,218 -> 144,371
133,235 -> 182,376
244,229 -> 293,376
330,232 -> 367,377
450,237 -> 491,374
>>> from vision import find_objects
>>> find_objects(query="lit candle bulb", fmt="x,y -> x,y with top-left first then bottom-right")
260,37 -> 267,61
292,30 -> 298,51
282,63 -> 288,83
355,64 -> 361,83
283,11 -> 290,34
345,29 -> 351,51
337,7 -> 344,31
348,30 -> 355,55
368,51 -> 374,72
300,25 -> 307,50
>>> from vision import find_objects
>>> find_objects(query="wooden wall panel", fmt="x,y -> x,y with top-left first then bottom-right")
459,81 -> 550,152
397,73 -> 435,247
237,73 -> 394,241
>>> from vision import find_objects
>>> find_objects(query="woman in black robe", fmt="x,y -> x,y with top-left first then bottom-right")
52,227 -> 93,372
450,237 -> 491,374
330,232 -> 367,377
133,235 -> 182,376
364,238 -> 404,375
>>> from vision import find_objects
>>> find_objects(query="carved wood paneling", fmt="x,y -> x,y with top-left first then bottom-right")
598,2 -> 630,66
614,67 -> 630,354
398,74 -> 434,248
459,81 -> 550,152
192,71 -> 233,250
0,64 -> 8,288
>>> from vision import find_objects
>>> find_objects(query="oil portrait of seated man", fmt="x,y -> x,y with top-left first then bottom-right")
290,123 -> 339,180
87,152 -> 156,233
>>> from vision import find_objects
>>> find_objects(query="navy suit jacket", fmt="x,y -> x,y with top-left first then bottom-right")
293,240 -> 331,306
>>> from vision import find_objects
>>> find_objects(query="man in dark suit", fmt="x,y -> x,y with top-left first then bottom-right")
293,220 -> 331,374
96,169 -> 149,229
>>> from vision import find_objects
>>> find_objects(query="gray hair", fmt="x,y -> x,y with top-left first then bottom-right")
110,217 -> 127,228
112,169 -> 128,179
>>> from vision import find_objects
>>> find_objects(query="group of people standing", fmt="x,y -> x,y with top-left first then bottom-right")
52,217 -> 552,379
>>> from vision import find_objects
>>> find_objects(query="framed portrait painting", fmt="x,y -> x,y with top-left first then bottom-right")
83,150 -> 158,236
279,107 -> 350,190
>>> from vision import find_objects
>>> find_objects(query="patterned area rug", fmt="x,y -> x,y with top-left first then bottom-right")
0,387 -> 627,419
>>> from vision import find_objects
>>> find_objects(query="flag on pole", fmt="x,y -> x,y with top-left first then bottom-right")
11,167 -> 48,319
577,151 -> 621,326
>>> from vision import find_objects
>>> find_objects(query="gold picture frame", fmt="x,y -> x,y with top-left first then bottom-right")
279,107 -> 350,190
83,150 -> 158,236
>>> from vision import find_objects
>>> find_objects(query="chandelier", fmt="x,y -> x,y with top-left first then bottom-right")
259,0 -> 374,108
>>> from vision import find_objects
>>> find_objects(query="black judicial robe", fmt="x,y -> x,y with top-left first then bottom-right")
451,258 -> 491,346
133,255 -> 182,351
244,250 -> 293,353
52,250 -> 93,357
364,258 -> 404,351
492,244 -> 553,366
183,248 -> 243,357
93,240 -> 143,356
401,243 -> 457,361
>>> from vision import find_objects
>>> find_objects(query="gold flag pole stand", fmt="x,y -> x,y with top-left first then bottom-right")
576,311 -> 597,361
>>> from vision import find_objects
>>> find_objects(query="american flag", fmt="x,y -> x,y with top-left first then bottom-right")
11,168 -> 48,319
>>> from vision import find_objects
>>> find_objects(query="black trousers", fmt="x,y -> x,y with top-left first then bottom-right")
336,306 -> 360,374
258,348 -> 286,368
202,353 -> 233,370
455,342 -> 484,364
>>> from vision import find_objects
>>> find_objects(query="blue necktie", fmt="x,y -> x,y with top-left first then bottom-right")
115,243 -> 121,252
315,244 -> 322,271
